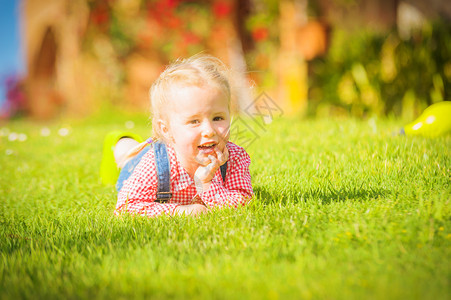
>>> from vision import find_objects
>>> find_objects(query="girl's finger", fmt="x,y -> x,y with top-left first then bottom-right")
217,146 -> 229,166
194,155 -> 211,166
215,148 -> 224,164
223,146 -> 229,162
205,155 -> 219,175
207,155 -> 217,165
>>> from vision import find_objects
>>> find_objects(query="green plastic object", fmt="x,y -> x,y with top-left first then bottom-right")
100,131 -> 143,185
401,101 -> 451,137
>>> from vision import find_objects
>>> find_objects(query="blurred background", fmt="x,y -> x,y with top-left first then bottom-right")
0,0 -> 450,121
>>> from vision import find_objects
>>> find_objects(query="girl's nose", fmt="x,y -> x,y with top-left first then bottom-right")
201,121 -> 215,137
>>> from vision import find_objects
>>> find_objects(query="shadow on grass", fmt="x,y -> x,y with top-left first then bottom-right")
254,183 -> 389,205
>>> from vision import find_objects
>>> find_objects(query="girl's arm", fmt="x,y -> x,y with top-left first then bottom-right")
115,151 -> 180,218
173,204 -> 207,216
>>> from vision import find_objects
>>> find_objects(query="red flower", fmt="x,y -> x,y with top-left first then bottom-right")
167,15 -> 182,29
91,4 -> 109,26
252,27 -> 268,42
213,1 -> 232,19
163,0 -> 180,10
148,0 -> 182,28
183,32 -> 201,45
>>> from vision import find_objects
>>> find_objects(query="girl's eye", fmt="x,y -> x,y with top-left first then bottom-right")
213,116 -> 224,121
189,120 -> 199,124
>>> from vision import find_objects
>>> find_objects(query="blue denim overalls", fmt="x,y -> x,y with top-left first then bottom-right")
116,141 -> 227,203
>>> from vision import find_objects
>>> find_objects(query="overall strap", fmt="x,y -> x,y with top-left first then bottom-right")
153,142 -> 172,203
220,162 -> 227,183
154,141 -> 228,202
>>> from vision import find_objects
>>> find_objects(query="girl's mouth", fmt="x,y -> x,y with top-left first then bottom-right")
198,142 -> 217,152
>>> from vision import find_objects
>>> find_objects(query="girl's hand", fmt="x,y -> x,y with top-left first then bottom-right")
174,204 -> 208,216
194,146 -> 229,194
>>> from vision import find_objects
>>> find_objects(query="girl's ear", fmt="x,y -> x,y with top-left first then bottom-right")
157,119 -> 173,143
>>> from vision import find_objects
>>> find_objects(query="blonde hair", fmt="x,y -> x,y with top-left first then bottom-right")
151,54 -> 232,140
124,54 -> 232,159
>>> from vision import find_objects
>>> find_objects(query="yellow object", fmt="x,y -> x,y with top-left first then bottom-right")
401,101 -> 451,137
100,131 -> 143,185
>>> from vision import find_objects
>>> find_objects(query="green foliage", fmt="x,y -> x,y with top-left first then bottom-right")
1,116 -> 450,299
309,20 -> 451,118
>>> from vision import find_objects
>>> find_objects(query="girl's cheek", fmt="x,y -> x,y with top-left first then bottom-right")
220,124 -> 230,139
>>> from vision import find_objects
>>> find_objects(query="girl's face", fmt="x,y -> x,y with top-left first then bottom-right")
160,84 -> 230,177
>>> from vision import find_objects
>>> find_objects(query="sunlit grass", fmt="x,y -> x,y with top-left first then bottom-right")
1,114 -> 450,299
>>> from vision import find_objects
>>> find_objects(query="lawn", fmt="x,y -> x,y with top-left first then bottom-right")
1,113 -> 450,299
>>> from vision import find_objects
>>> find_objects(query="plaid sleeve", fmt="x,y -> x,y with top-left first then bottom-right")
199,143 -> 254,208
115,150 -> 179,217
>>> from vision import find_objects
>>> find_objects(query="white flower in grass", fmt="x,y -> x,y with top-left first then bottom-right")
8,132 -> 18,141
0,127 -> 10,137
18,133 -> 27,142
368,117 -> 377,134
41,127 -> 51,137
5,149 -> 13,155
125,120 -> 135,129
58,127 -> 70,137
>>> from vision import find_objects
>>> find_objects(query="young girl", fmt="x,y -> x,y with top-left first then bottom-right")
102,54 -> 253,217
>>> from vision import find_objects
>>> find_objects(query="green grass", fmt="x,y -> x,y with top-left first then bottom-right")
1,114 -> 450,299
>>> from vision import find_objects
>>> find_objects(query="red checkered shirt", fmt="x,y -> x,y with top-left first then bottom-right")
116,142 -> 253,217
